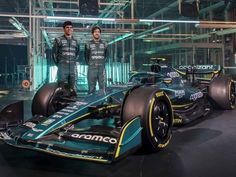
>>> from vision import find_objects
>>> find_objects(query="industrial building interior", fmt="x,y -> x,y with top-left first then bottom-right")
0,0 -> 236,177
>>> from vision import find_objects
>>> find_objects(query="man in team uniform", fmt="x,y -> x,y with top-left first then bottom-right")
84,26 -> 108,94
52,21 -> 80,95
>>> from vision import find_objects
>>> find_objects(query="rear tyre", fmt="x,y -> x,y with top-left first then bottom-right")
208,77 -> 235,110
121,86 -> 173,151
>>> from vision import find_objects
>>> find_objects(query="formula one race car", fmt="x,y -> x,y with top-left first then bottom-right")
0,84 -> 173,163
130,61 -> 235,124
0,61 -> 235,163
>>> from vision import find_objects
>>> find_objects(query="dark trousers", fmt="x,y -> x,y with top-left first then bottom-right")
87,66 -> 106,94
57,62 -> 76,90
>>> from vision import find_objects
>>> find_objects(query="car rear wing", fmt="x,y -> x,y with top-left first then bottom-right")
175,65 -> 223,83
176,65 -> 222,74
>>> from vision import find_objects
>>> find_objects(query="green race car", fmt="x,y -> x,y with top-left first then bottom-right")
0,63 -> 235,163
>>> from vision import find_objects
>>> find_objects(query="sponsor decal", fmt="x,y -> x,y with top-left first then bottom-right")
67,106 -> 79,110
179,65 -> 214,70
32,127 -> 44,132
91,56 -> 105,60
27,133 -> 34,137
99,44 -> 105,48
161,65 -> 168,68
90,44 -> 96,48
52,114 -> 63,118
62,52 -> 75,56
75,101 -> 88,107
63,124 -> 74,131
47,148 -> 104,160
61,109 -> 74,113
167,72 -> 180,78
72,41 -> 76,46
71,133 -> 117,144
173,118 -> 183,124
61,39 -> 67,44
24,122 -> 36,128
57,111 -> 69,116
91,51 -> 104,55
41,119 -> 55,126
175,90 -> 185,98
190,91 -> 203,101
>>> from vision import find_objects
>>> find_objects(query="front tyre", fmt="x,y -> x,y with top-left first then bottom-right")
121,86 -> 173,151
32,83 -> 65,116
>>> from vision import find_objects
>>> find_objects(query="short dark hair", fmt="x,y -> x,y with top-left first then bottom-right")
91,26 -> 101,33
63,21 -> 73,28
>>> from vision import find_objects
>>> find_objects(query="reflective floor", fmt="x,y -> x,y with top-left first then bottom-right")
0,89 -> 236,177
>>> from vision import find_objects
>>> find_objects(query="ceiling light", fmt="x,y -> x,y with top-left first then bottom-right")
140,19 -> 200,24
46,16 -> 115,22
152,27 -> 170,34
136,34 -> 147,39
143,37 -> 187,42
108,33 -> 133,45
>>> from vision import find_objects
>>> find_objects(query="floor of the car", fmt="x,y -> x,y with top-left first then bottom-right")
0,89 -> 236,177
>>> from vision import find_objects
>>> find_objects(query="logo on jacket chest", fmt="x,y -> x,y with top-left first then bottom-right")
61,40 -> 77,47
90,43 -> 105,50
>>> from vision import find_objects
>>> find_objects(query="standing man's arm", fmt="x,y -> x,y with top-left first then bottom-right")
84,43 -> 90,65
104,42 -> 108,62
52,38 -> 59,65
75,41 -> 80,62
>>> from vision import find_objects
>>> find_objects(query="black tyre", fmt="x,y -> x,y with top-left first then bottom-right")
208,77 -> 235,110
121,86 -> 173,151
32,83 -> 64,116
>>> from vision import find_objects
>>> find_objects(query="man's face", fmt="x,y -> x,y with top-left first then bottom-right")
64,25 -> 73,36
92,29 -> 101,40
